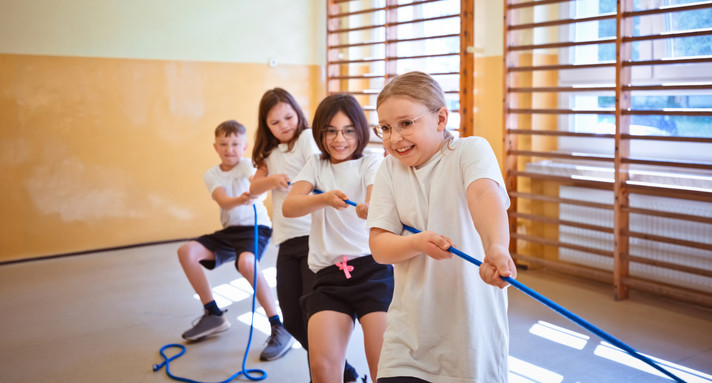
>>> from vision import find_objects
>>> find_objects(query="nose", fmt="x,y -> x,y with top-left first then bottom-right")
388,129 -> 404,142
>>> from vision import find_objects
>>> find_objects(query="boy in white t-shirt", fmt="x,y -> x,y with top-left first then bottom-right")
367,72 -> 517,383
176,120 -> 294,361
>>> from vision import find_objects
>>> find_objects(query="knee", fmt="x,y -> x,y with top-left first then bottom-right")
177,243 -> 192,262
236,252 -> 255,272
178,242 -> 203,264
309,352 -> 341,381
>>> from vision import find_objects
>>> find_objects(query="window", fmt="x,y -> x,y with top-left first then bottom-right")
326,0 -> 469,139
557,0 -> 712,161
504,0 -> 712,308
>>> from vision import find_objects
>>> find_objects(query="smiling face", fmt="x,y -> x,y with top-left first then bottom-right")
323,110 -> 358,164
266,102 -> 299,143
377,96 -> 448,168
213,132 -> 248,170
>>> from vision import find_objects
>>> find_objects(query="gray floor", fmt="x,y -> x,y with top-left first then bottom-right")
1,242 -> 711,383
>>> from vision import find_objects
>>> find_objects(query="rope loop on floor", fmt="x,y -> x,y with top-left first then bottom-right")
153,204 -> 267,382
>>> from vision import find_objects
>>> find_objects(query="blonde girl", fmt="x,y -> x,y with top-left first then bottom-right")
367,71 -> 517,383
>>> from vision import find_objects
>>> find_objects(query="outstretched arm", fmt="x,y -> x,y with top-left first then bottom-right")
212,188 -> 254,210
354,184 -> 373,220
466,178 -> 517,289
282,180 -> 350,218
249,164 -> 290,195
369,227 -> 453,265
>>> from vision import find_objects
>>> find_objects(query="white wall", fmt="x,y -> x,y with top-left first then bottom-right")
0,0 -> 326,65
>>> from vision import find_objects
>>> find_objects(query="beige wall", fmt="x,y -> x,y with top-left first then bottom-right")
1,0 -> 513,262
0,0 -> 326,262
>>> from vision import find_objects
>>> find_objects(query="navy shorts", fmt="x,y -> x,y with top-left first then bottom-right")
301,255 -> 394,322
195,225 -> 272,271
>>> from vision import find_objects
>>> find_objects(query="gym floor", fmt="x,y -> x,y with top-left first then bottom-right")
1,242 -> 711,383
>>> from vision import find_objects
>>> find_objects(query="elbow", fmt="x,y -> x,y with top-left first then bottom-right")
282,202 -> 297,218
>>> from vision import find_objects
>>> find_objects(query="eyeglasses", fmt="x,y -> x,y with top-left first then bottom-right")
325,127 -> 357,140
374,110 -> 436,139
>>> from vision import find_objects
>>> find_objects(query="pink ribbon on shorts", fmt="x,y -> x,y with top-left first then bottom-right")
336,256 -> 354,279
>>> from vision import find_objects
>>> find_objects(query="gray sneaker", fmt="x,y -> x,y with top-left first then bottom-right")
181,310 -> 231,341
259,323 -> 295,361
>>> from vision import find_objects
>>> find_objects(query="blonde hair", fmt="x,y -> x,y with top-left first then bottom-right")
377,71 -> 453,141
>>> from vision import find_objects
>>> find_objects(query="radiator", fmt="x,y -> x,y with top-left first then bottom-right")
559,186 -> 712,294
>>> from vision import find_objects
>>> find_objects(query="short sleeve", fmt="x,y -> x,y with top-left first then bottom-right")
294,153 -> 319,186
363,153 -> 384,186
460,138 -> 510,209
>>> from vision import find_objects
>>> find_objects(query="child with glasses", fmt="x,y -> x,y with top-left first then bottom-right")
283,94 -> 394,383
249,88 -> 360,380
367,71 -> 517,383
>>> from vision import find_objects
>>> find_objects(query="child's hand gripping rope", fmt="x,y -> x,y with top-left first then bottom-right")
312,188 -> 687,383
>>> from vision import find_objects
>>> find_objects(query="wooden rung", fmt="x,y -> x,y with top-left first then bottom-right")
507,129 -> 615,138
625,231 -> 712,252
509,191 -> 614,210
512,233 -> 615,257
508,108 -> 615,115
509,38 -> 615,51
509,86 -> 616,92
622,277 -> 712,308
624,27 -> 712,43
509,62 -> 615,72
624,206 -> 712,225
508,0 -> 571,11
626,56 -> 712,66
510,150 -> 614,162
509,13 -> 616,31
623,157 -> 712,171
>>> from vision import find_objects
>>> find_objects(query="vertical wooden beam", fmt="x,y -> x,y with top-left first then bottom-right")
460,0 -> 474,137
326,0 -> 342,95
384,0 -> 398,83
504,1 -> 519,257
614,0 -> 633,300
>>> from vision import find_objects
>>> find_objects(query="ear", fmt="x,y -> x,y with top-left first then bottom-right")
436,107 -> 449,132
213,142 -> 218,152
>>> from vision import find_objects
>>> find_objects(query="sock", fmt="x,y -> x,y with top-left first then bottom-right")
268,315 -> 282,327
204,300 -> 222,316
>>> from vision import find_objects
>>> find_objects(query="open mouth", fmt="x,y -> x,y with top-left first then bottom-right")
395,145 -> 414,154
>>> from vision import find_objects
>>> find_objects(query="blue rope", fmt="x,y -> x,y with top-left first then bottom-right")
312,188 -> 686,383
152,204 -> 267,382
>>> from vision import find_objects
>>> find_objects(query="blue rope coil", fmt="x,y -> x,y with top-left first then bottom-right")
153,204 -> 267,382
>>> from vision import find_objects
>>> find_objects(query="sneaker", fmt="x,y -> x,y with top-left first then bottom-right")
343,362 -> 359,383
259,323 -> 295,361
181,310 -> 231,341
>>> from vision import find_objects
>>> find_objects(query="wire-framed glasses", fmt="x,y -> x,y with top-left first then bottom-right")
324,128 -> 357,140
374,110 -> 436,139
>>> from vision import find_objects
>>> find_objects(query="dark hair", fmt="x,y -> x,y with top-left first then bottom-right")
252,88 -> 310,168
215,120 -> 246,138
312,94 -> 370,161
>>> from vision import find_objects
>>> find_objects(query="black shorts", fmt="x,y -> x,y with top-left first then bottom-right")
301,255 -> 394,322
195,225 -> 272,270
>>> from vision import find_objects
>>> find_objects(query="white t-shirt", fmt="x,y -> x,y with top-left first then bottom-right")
294,153 -> 383,273
366,137 -> 510,383
203,159 -> 272,229
264,131 -> 320,245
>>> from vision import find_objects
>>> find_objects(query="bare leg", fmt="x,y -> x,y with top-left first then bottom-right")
308,310 -> 354,383
359,311 -> 388,381
177,241 -> 215,305
236,252 -> 278,317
